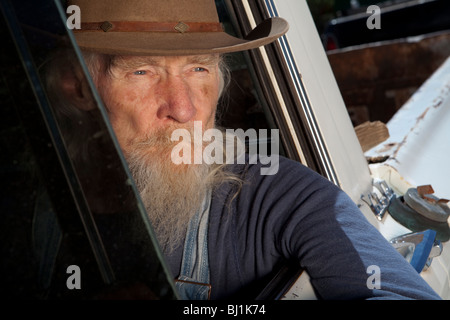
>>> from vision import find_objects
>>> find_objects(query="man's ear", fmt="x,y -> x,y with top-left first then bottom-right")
59,63 -> 97,111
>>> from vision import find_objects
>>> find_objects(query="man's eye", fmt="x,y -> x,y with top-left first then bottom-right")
193,67 -> 207,72
133,70 -> 147,75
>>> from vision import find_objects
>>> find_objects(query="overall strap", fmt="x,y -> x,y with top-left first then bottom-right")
175,190 -> 212,300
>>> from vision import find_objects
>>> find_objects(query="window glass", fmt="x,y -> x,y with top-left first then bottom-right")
0,0 -> 177,299
215,0 -> 285,159
218,0 -> 338,180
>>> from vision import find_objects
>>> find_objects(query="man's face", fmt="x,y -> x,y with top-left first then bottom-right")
88,54 -> 223,251
95,54 -> 221,157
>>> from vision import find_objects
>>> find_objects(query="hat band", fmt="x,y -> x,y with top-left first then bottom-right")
75,21 -> 224,33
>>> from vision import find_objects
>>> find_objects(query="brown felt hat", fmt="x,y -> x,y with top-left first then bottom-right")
68,0 -> 289,56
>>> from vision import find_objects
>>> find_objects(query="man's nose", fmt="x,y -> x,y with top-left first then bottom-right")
156,75 -> 196,123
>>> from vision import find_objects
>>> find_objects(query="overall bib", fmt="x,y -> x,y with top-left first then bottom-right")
175,191 -> 212,300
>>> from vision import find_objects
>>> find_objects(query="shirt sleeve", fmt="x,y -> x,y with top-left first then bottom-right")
232,156 -> 441,300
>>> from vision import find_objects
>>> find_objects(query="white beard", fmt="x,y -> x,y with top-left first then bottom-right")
125,126 -> 219,254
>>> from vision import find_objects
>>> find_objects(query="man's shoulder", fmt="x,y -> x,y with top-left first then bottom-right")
226,154 -> 332,190
212,154 -> 341,208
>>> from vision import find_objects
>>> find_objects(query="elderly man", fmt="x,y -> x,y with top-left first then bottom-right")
57,0 -> 440,300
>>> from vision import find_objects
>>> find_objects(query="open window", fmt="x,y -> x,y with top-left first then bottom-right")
216,0 -> 340,184
215,1 -> 375,205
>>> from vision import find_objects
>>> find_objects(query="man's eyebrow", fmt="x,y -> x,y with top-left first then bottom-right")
110,56 -> 159,71
108,54 -> 220,72
186,54 -> 220,66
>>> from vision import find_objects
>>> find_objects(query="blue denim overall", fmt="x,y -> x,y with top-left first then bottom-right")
175,191 -> 212,300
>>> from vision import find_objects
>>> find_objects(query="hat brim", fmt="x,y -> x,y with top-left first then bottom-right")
73,17 -> 289,56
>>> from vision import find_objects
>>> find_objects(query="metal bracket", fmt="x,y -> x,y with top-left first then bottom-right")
361,179 -> 395,220
390,230 -> 442,272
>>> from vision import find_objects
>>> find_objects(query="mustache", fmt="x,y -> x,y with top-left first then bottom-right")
129,123 -> 210,163
136,123 -> 204,146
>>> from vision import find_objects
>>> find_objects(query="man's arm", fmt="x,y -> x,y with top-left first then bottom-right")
226,156 -> 441,300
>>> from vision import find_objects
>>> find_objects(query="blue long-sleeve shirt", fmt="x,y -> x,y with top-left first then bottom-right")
166,156 -> 441,300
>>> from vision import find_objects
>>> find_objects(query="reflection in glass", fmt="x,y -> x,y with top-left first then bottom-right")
0,0 -> 177,299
